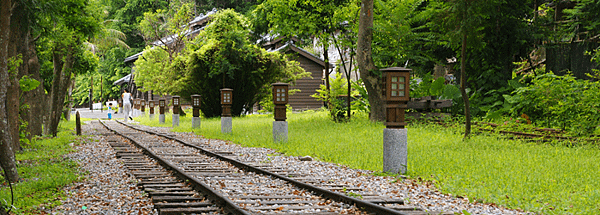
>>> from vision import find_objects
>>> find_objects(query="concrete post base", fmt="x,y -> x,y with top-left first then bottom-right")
172,114 -> 180,127
159,114 -> 165,124
383,128 -> 407,174
273,121 -> 288,142
221,117 -> 232,133
192,117 -> 201,128
149,114 -> 154,120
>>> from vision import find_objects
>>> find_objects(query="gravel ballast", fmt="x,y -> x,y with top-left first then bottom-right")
50,121 -> 530,214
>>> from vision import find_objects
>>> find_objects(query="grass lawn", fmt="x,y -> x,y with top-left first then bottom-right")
135,110 -> 600,214
0,120 -> 84,214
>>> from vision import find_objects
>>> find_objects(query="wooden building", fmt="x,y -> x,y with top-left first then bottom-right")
265,41 -> 331,110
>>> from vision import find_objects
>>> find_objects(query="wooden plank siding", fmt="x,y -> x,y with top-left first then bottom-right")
286,51 -> 325,110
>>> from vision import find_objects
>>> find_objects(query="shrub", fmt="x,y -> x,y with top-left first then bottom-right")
504,72 -> 600,135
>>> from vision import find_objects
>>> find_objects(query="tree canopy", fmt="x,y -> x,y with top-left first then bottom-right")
134,9 -> 307,117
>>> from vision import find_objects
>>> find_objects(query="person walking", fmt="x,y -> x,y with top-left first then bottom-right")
122,89 -> 132,122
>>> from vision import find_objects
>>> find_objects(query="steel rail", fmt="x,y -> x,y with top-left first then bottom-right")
99,120 -> 250,215
116,120 -> 411,215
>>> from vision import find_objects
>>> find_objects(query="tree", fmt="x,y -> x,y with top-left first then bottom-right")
0,0 -> 20,192
255,0 -> 353,120
357,0 -> 385,121
41,0 -> 101,136
432,0 -> 491,138
110,0 -> 169,50
134,9 -> 307,117
138,2 -> 194,60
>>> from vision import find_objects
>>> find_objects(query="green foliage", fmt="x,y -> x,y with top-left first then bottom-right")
372,0 -> 435,70
195,0 -> 260,14
19,76 -> 41,93
134,9 -> 307,117
110,0 -> 169,49
0,121 -> 80,213
138,2 -> 194,54
133,47 -> 172,95
311,73 -> 360,122
350,80 -> 370,113
503,72 -> 600,135
410,74 -> 462,114
137,111 -> 600,214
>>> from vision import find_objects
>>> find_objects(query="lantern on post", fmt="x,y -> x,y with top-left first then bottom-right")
140,99 -> 146,113
272,83 -> 289,142
191,95 -> 201,117
135,99 -> 140,110
381,67 -> 411,128
148,100 -> 155,119
272,83 -> 288,121
380,67 -> 411,174
220,89 -> 232,117
191,94 -> 201,128
220,88 -> 233,133
172,96 -> 180,127
118,98 -> 123,114
149,100 -> 155,113
158,99 -> 166,124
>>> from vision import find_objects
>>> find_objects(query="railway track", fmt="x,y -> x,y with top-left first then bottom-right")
98,120 -> 449,214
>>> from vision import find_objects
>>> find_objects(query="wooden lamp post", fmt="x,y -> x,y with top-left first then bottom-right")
381,67 -> 411,174
118,98 -> 123,114
272,83 -> 289,142
159,99 -> 166,124
140,99 -> 146,115
149,100 -> 155,119
220,88 -> 233,133
172,96 -> 180,127
191,94 -> 201,128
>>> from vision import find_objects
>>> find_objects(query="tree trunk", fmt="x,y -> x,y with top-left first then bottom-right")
460,33 -> 471,139
0,0 -> 21,183
24,39 -> 43,137
7,0 -> 25,152
45,45 -> 74,136
357,0 -> 384,121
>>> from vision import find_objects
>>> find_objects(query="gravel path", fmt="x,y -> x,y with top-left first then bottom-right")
45,121 -> 156,215
49,121 -> 530,214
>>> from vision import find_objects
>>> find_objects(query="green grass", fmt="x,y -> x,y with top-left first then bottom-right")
0,120 -> 83,214
135,110 -> 600,214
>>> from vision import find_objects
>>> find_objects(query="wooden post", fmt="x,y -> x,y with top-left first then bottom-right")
76,111 -> 81,136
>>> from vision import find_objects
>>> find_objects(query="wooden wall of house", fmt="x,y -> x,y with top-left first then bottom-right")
288,52 -> 325,110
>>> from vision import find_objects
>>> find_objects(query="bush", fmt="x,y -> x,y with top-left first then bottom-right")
504,72 -> 600,135
311,73 -> 363,122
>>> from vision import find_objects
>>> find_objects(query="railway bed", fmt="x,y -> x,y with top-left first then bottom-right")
98,120 -> 450,215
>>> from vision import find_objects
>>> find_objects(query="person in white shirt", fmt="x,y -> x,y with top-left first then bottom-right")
122,89 -> 132,122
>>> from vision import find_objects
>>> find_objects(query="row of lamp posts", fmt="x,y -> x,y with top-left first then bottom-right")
116,67 -> 409,174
